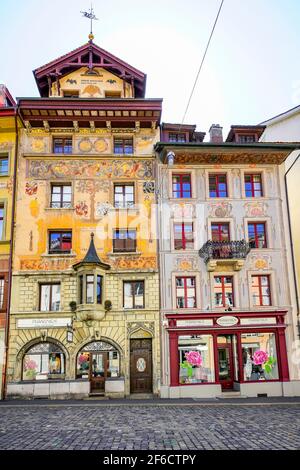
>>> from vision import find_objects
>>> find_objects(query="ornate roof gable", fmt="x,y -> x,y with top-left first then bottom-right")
33,42 -> 146,98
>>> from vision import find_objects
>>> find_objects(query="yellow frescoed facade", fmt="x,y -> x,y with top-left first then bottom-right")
6,41 -> 162,398
0,86 -> 21,399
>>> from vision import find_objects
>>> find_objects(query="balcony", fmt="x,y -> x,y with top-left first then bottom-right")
199,240 -> 251,272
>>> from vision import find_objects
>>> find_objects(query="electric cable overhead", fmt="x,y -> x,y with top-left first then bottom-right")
179,0 -> 225,129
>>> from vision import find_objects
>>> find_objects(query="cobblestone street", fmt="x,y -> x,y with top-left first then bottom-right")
0,400 -> 300,450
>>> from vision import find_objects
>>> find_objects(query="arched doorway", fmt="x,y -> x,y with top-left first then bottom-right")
76,341 -> 120,393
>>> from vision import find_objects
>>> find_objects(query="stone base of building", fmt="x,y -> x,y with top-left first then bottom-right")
6,378 -> 127,400
160,384 -> 222,399
160,381 -> 300,398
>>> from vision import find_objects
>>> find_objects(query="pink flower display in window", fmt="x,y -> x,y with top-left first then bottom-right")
253,350 -> 269,365
185,350 -> 203,367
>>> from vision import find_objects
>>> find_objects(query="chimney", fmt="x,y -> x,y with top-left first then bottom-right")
209,124 -> 223,143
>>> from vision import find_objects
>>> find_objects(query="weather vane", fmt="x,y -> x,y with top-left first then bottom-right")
81,4 -> 99,42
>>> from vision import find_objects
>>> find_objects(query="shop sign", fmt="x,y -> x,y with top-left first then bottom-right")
176,319 -> 214,327
240,317 -> 277,326
17,318 -> 72,329
216,316 -> 239,327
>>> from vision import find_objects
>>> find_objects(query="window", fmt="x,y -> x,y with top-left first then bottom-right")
214,276 -> 234,307
176,277 -> 196,308
251,275 -> 271,306
49,231 -> 72,254
63,90 -> 79,98
40,284 -> 61,311
169,133 -> 186,143
97,275 -> 103,304
113,229 -> 136,253
0,204 -> 4,239
239,135 -> 256,143
79,274 -> 102,305
179,335 -> 215,384
23,342 -> 65,381
211,223 -> 230,242
114,184 -> 134,208
124,281 -> 144,309
79,275 -> 83,304
172,174 -> 192,198
0,278 -> 4,309
245,174 -> 263,197
51,184 -> 72,209
174,223 -> 194,250
105,91 -> 121,98
241,332 -> 279,381
86,275 -> 94,304
209,174 -> 228,198
0,157 -> 8,176
248,222 -> 267,248
114,138 -> 133,155
53,137 -> 73,154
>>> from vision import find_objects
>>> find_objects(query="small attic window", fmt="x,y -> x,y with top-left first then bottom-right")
238,134 -> 256,143
105,90 -> 121,98
63,90 -> 79,98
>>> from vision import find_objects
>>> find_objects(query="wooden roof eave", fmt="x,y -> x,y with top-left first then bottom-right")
154,142 -> 300,165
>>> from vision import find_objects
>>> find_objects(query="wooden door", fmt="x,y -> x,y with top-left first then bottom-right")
90,352 -> 108,393
217,343 -> 234,390
130,339 -> 153,393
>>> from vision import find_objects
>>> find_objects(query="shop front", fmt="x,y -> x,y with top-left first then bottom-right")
163,311 -> 290,398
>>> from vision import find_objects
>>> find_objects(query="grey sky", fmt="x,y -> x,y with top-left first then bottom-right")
1,0 -> 299,138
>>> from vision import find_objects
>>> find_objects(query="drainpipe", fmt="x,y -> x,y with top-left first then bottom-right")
1,106 -> 19,399
284,152 -> 300,337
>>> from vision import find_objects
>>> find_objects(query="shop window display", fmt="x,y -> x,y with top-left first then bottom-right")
178,335 -> 215,384
22,342 -> 65,381
241,332 -> 279,381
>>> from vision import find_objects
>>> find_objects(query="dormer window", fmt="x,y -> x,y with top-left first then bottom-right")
238,135 -> 256,143
168,133 -> 186,143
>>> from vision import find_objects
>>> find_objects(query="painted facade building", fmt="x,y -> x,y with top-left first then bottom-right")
156,124 -> 300,398
6,40 -> 162,399
260,107 -> 300,342
0,86 -> 20,399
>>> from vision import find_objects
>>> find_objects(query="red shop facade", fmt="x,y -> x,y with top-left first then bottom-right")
165,311 -> 290,397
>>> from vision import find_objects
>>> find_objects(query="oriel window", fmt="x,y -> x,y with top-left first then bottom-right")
53,137 -> 73,154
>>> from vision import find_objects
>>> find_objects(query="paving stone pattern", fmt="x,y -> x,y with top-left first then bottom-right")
0,404 -> 299,450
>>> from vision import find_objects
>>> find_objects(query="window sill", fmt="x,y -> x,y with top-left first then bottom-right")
41,252 -> 76,258
45,207 -> 74,211
109,251 -> 141,256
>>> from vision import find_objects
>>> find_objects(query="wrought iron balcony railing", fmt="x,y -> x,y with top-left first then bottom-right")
199,240 -> 251,264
